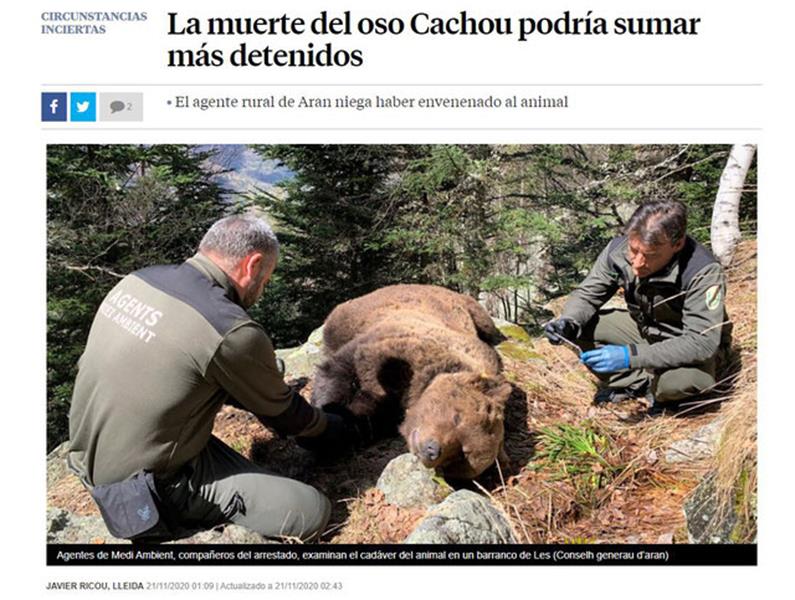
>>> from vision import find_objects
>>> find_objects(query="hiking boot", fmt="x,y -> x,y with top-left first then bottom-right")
593,387 -> 645,405
593,388 -> 635,406
646,401 -> 666,417
645,394 -> 685,418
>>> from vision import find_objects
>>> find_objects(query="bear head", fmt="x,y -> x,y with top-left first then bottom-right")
399,372 -> 511,479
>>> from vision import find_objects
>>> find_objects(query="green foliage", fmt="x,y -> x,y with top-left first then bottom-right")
248,144 -> 409,346
675,145 -> 758,243
246,143 -> 756,341
386,144 -> 498,295
532,422 -> 623,508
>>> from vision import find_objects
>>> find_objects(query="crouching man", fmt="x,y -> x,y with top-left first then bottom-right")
544,200 -> 732,413
68,214 -> 350,542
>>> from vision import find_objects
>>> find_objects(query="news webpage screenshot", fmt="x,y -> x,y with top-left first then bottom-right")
9,0 -> 792,597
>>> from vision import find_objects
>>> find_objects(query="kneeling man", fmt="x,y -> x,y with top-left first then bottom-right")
68,214 -> 349,541
545,200 -> 731,412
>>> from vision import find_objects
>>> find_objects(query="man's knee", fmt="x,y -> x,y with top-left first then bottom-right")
225,473 -> 331,542
580,309 -> 642,347
654,367 -> 716,403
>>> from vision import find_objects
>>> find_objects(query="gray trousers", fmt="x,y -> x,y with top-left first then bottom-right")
579,309 -> 718,403
156,436 -> 331,542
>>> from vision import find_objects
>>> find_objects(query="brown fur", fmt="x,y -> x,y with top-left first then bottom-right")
312,284 -> 510,479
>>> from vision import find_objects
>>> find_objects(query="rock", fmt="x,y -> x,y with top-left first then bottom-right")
47,508 -> 127,544
497,341 -> 544,361
275,326 -> 326,379
656,532 -> 674,544
624,535 -> 641,544
493,319 -> 531,343
174,524 -> 275,544
403,490 -> 517,544
492,319 -> 544,362
376,454 -> 452,508
47,441 -> 71,488
683,471 -> 738,544
665,418 -> 723,464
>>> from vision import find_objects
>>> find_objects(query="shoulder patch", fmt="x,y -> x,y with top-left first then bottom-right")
705,285 -> 722,311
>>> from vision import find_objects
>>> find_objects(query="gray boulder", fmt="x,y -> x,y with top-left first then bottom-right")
683,471 -> 738,544
403,490 -> 518,544
665,418 -> 723,464
275,326 -> 326,380
172,524 -> 276,544
47,442 -> 71,488
376,453 -> 452,508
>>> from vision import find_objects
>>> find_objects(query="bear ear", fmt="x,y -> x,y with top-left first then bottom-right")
474,375 -> 512,407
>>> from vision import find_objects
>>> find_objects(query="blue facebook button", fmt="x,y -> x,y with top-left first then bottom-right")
70,92 -> 97,122
42,93 -> 67,121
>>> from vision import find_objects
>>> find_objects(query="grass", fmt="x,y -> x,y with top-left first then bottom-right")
711,242 -> 758,543
531,422 -> 623,508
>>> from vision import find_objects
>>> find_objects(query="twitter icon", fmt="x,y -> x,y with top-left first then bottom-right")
70,92 -> 96,122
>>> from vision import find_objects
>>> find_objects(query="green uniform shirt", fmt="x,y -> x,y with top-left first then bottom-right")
561,235 -> 730,370
68,253 -> 325,486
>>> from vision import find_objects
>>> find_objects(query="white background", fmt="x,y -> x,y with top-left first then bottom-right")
3,0 -> 793,597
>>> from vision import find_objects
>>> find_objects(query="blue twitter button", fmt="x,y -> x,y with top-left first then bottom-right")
70,92 -> 97,122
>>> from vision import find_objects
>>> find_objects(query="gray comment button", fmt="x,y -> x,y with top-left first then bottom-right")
99,93 -> 143,121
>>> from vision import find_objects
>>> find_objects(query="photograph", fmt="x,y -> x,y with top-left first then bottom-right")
46,143 -> 757,553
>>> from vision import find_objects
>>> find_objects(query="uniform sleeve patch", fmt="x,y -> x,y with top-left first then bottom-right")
705,285 -> 722,311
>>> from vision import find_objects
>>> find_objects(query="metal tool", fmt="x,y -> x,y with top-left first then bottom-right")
543,320 -> 584,356
555,334 -> 583,357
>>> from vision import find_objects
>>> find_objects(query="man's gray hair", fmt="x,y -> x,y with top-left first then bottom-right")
199,214 -> 279,267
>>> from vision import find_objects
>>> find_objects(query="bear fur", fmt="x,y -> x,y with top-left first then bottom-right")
311,284 -> 511,479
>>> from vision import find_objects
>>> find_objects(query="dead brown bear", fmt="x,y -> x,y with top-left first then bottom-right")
311,284 -> 511,479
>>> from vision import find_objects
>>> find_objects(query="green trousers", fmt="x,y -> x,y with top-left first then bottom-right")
156,436 -> 331,542
579,308 -> 718,403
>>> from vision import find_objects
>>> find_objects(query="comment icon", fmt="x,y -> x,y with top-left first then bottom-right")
99,93 -> 143,121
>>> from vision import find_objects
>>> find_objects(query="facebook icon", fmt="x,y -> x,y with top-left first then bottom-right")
42,93 -> 67,121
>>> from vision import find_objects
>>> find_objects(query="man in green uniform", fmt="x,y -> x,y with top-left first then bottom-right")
544,200 -> 731,412
68,214 -> 349,541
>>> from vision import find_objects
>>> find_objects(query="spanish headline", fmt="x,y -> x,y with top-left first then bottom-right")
166,10 -> 703,68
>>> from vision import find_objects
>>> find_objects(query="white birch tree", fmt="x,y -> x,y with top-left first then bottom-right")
710,144 -> 756,266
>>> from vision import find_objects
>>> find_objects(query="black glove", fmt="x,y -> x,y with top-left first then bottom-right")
544,317 -> 580,345
295,412 -> 353,455
320,403 -> 376,447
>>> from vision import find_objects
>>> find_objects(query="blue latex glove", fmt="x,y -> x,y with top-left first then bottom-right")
580,345 -> 630,373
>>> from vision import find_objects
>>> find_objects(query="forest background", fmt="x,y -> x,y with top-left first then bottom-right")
46,144 -> 757,450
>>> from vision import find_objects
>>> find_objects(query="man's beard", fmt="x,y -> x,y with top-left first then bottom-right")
241,270 -> 268,309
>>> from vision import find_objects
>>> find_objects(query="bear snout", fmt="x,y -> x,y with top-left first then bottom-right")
419,439 -> 441,463
408,428 -> 441,466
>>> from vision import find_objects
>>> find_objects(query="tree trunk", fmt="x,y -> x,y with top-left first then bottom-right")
710,144 -> 756,266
